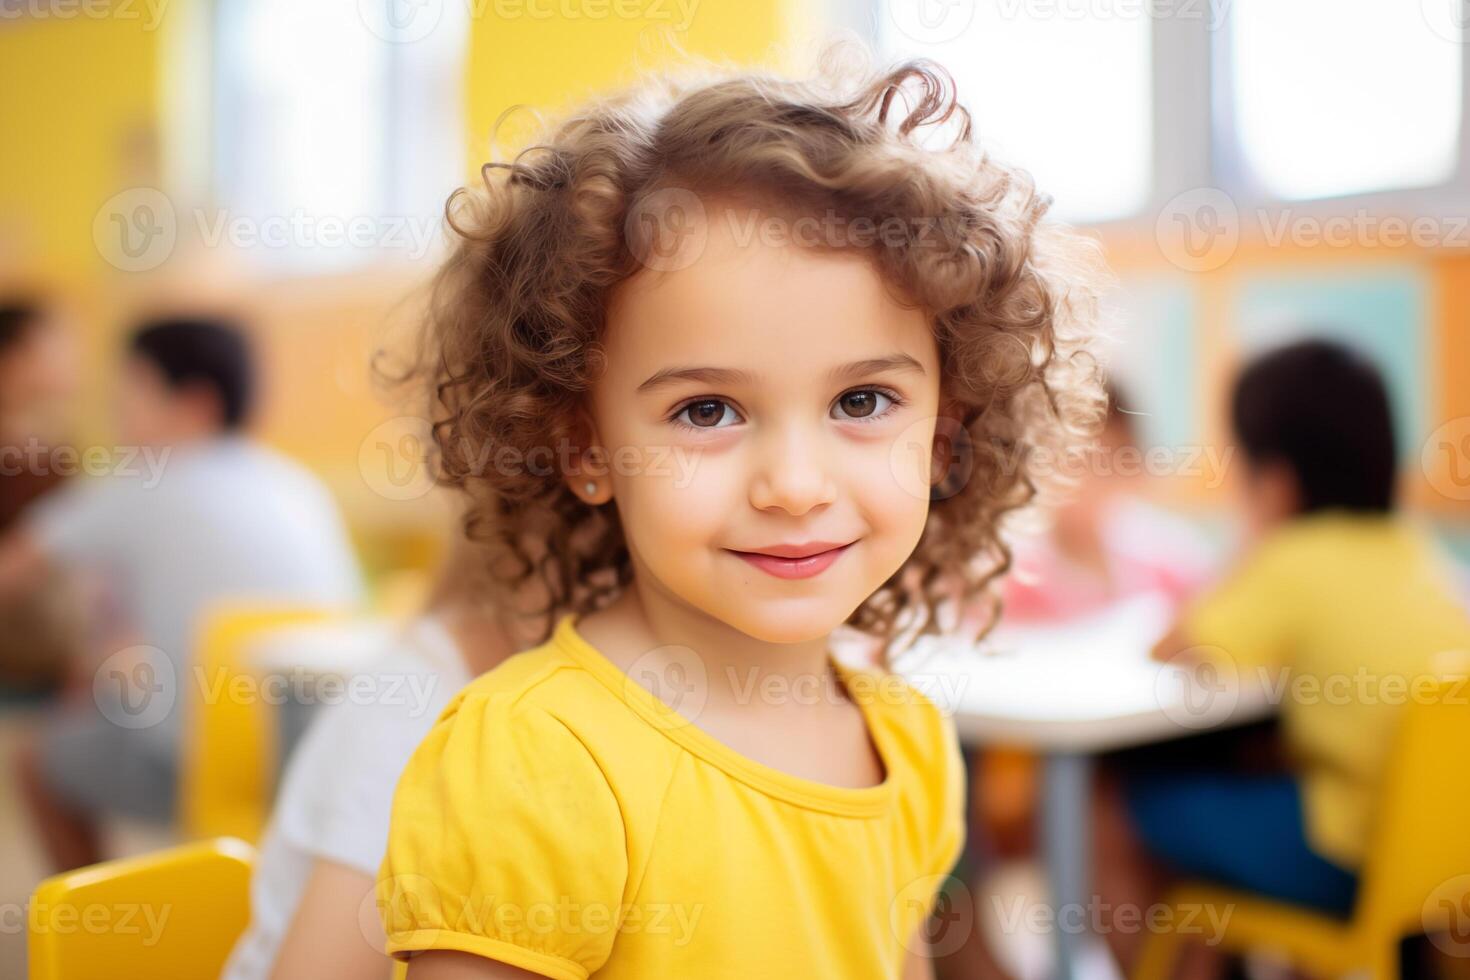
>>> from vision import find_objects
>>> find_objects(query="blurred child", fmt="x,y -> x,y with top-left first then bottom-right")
223,536 -> 543,980
963,383 -> 1217,920
0,297 -> 82,693
1121,340 -> 1470,947
375,53 -> 1107,979
999,383 -> 1215,625
0,315 -> 363,870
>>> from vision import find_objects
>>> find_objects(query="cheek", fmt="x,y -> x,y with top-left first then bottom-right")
846,425 -> 935,549
607,441 -> 740,551
861,462 -> 932,550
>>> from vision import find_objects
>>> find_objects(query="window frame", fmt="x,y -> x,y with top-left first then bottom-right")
864,0 -> 1470,232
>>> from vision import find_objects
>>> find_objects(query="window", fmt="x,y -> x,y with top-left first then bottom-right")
880,1 -> 1153,224
212,0 -> 467,273
1228,0 -> 1461,200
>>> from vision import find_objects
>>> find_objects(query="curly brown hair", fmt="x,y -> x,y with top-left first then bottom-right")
407,48 -> 1108,656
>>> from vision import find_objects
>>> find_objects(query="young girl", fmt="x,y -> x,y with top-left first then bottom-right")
377,51 -> 1105,979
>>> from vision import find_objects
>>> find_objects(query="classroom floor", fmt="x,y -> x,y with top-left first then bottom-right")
0,707 -> 48,976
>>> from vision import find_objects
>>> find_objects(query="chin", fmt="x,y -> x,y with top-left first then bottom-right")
718,598 -> 856,646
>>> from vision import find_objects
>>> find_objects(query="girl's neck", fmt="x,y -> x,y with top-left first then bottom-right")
579,581 -> 836,710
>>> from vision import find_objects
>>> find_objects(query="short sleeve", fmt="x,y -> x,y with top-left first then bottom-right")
1181,538 -> 1298,673
377,691 -> 628,980
273,674 -> 442,875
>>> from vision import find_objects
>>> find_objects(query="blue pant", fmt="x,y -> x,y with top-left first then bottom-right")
1123,771 -> 1358,918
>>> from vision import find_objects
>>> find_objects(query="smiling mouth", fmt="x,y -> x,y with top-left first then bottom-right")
726,542 -> 856,580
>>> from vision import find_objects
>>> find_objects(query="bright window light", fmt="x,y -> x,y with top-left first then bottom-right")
880,2 -> 1153,224
1230,0 -> 1461,199
214,0 -> 466,272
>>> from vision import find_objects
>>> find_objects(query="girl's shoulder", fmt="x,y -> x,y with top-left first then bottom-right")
839,659 -> 962,789
417,617 -> 686,807
834,658 -> 967,877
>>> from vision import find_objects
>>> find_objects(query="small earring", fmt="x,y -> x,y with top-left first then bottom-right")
584,481 -> 598,496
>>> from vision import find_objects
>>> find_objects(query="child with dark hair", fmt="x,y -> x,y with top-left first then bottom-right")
1128,339 -> 1470,924
126,316 -> 256,432
0,313 -> 362,870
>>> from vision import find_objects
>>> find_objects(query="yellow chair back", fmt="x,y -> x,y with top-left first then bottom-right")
180,604 -> 336,841
1358,673 -> 1470,946
1135,674 -> 1470,979
28,837 -> 254,980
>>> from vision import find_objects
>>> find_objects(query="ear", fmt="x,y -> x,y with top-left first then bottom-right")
1256,459 -> 1302,520
928,398 -> 971,494
560,405 -> 613,506
178,380 -> 228,432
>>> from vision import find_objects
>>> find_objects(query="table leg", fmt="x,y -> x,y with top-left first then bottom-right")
1041,751 -> 1092,980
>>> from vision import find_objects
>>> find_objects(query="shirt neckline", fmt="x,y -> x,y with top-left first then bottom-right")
551,613 -> 898,817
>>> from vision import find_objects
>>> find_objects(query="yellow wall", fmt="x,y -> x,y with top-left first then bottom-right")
0,13 -> 161,278
462,0 -> 789,175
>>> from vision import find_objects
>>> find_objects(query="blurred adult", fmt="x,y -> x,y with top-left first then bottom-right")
0,314 -> 364,870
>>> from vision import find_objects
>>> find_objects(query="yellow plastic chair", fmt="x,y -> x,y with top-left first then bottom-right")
180,604 -> 338,842
28,837 -> 254,980
1134,676 -> 1470,980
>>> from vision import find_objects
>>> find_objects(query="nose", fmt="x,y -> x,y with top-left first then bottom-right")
747,419 -> 838,516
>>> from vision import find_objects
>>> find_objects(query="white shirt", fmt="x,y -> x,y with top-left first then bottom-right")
27,436 -> 363,748
222,616 -> 469,980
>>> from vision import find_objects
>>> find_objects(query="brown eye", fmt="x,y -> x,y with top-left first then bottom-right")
676,399 -> 739,429
833,389 -> 893,421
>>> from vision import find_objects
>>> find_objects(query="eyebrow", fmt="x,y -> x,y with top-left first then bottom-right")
636,353 -> 926,394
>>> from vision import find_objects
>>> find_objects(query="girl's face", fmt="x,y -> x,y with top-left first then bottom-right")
580,201 -> 944,644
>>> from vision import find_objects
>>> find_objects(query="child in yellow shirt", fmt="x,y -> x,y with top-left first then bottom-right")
376,49 -> 1107,979
1138,340 -> 1470,919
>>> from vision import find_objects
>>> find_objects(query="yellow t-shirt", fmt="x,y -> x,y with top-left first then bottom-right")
1184,513 -> 1470,869
377,613 -> 966,979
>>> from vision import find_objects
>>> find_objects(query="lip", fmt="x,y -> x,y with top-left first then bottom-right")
727,541 -> 855,580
